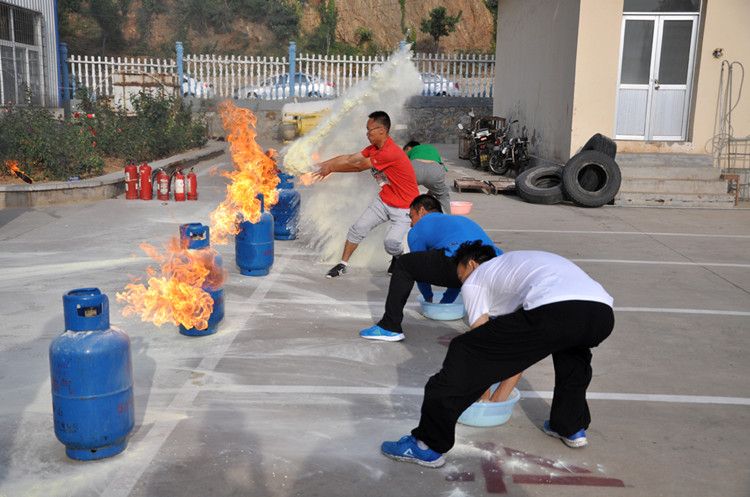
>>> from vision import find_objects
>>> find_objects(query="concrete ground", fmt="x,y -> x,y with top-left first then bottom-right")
1,141 -> 749,497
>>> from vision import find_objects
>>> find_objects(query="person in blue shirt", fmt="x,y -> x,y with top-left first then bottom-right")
360,194 -> 502,341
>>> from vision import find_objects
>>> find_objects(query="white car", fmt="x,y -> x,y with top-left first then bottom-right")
182,74 -> 215,98
420,73 -> 460,97
233,72 -> 336,100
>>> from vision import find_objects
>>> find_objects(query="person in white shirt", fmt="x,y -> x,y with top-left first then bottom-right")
380,240 -> 615,468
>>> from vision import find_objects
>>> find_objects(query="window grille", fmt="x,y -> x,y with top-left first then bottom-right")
0,3 -> 44,106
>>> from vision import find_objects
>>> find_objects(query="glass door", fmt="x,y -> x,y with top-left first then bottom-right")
615,15 -> 698,140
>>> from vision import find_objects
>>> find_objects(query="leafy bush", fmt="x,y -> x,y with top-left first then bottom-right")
0,89 -> 208,181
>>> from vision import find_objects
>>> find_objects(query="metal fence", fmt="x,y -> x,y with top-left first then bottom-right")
62,41 -> 495,102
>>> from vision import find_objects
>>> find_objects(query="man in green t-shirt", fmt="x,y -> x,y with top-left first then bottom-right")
404,141 -> 451,215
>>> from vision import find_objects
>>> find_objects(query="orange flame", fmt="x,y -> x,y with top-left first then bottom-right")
116,236 -> 228,330
209,102 -> 280,245
3,159 -> 34,183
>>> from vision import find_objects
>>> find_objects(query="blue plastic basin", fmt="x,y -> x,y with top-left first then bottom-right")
417,291 -> 466,321
457,386 -> 521,427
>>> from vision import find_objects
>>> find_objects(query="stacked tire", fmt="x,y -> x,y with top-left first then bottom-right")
515,133 -> 621,208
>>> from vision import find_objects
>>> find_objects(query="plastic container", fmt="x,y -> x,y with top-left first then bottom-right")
450,201 -> 473,215
457,386 -> 521,427
417,291 -> 466,321
49,288 -> 135,460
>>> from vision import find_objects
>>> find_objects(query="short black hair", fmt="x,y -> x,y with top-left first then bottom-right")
368,111 -> 391,132
410,194 -> 442,213
453,240 -> 497,267
404,140 -> 420,150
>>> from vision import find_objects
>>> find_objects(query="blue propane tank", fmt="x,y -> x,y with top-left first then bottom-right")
49,288 -> 134,461
178,223 -> 225,337
236,194 -> 274,276
269,173 -> 300,240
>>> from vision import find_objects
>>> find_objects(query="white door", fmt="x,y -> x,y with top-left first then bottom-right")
615,15 -> 698,141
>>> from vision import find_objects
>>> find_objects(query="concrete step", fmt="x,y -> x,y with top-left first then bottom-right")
614,152 -> 735,207
619,178 -> 730,194
615,192 -> 736,207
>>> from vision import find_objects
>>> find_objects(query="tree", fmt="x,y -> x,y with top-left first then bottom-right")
316,0 -> 338,55
88,0 -> 129,55
420,6 -> 462,53
483,0 -> 498,46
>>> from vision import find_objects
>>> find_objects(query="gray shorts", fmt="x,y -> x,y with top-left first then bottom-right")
347,196 -> 411,256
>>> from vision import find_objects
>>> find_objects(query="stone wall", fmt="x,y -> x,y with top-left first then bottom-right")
204,97 -> 494,146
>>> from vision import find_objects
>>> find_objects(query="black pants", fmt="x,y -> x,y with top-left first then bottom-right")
411,300 -> 615,454
377,250 -> 463,334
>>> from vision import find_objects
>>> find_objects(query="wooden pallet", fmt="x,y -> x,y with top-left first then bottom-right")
454,177 -> 491,194
486,179 -> 516,194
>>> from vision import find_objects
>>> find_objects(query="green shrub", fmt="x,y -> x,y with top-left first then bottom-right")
0,89 -> 208,181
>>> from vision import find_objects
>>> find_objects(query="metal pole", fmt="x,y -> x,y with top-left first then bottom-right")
289,41 -> 296,97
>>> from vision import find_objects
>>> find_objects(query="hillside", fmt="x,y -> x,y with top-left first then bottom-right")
60,0 -> 496,57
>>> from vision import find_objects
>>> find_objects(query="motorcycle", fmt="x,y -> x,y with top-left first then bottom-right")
488,120 -> 530,176
458,121 -> 494,171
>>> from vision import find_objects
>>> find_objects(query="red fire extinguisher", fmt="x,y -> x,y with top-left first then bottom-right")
187,168 -> 197,201
156,169 -> 170,201
125,163 -> 138,199
173,168 -> 186,202
139,163 -> 152,200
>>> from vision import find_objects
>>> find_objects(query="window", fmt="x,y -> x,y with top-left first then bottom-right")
623,0 -> 700,13
0,3 -> 44,105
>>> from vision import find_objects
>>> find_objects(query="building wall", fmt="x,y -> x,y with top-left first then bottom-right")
5,0 -> 59,107
493,0 -> 580,164
570,0 -> 622,157
691,0 -> 750,165
495,0 -> 750,164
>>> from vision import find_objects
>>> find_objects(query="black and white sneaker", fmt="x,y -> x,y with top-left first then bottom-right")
326,263 -> 348,278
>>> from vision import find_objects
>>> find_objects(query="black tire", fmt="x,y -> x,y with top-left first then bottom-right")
562,150 -> 621,207
515,165 -> 564,205
580,133 -> 617,159
488,152 -> 510,175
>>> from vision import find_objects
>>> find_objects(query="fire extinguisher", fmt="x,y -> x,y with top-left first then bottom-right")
173,168 -> 186,202
156,169 -> 170,201
139,163 -> 152,200
187,168 -> 197,201
125,163 -> 138,200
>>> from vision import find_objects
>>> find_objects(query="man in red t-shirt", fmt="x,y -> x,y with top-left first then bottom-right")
314,111 -> 420,278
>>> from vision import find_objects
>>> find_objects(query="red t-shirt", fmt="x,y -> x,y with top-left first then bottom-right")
362,136 -> 419,209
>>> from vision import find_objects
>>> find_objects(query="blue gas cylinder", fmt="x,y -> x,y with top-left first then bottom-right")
178,223 -> 225,337
49,288 -> 134,461
236,194 -> 274,276
269,173 -> 300,240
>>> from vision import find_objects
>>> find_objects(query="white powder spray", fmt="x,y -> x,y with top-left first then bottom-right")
281,44 -> 423,268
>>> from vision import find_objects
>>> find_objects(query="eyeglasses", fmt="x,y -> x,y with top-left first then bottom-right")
366,126 -> 384,135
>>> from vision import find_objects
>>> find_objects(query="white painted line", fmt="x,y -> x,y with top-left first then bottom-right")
0,257 -> 151,282
227,298 -> 750,317
615,307 -> 750,316
211,384 -> 750,406
572,258 -> 750,268
486,228 -> 750,239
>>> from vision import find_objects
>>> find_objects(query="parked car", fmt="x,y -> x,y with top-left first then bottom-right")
182,74 -> 215,98
233,72 -> 336,100
420,73 -> 460,97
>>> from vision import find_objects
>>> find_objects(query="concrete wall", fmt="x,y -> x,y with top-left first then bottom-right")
204,97 -> 494,146
493,0 -> 580,164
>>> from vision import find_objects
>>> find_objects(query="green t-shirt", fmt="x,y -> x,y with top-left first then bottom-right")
406,144 -> 443,164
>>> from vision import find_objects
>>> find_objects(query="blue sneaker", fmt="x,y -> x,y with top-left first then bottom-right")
543,420 -> 588,448
381,435 -> 445,468
360,325 -> 405,342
